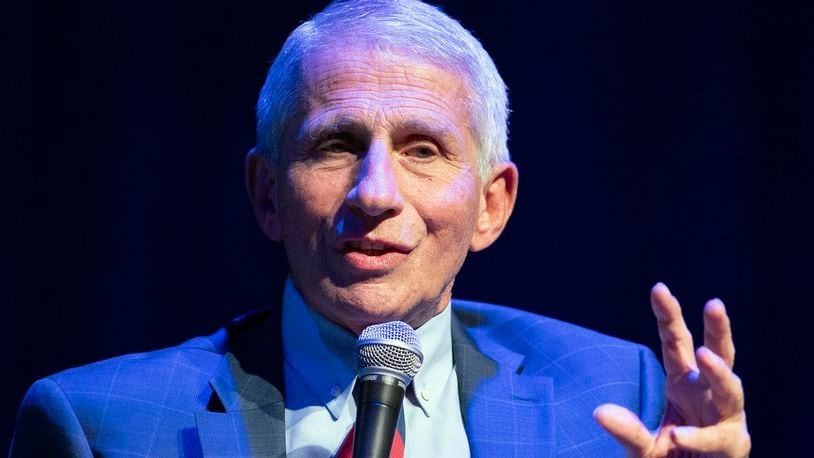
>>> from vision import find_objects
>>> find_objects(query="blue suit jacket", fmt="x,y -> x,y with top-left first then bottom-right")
11,300 -> 665,457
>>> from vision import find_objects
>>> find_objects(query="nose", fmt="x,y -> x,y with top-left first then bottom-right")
345,140 -> 405,217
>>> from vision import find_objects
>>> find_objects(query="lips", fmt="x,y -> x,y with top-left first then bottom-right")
342,239 -> 411,255
337,238 -> 413,273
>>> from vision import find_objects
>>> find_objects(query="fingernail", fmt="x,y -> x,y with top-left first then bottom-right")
671,426 -> 693,442
695,347 -> 711,364
653,282 -> 670,294
703,300 -> 724,316
593,404 -> 622,421
592,404 -> 609,419
712,298 -> 725,309
696,346 -> 721,364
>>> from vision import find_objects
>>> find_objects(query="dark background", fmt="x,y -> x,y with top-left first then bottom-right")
3,0 -> 812,455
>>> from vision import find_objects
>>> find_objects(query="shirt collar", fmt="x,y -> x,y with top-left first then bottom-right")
410,300 -> 454,418
281,278 -> 454,419
282,279 -> 357,420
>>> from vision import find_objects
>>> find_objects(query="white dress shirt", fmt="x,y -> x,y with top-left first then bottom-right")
282,279 -> 470,457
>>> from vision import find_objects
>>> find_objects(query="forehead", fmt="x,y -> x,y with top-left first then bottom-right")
296,46 -> 475,140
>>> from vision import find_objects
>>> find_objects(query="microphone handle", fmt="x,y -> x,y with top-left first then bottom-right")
353,374 -> 406,458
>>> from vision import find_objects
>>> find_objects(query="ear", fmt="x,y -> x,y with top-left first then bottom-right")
245,148 -> 282,241
469,162 -> 519,252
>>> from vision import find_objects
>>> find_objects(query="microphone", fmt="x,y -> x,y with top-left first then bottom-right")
352,321 -> 423,458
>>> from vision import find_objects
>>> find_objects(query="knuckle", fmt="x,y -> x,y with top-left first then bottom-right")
738,430 -> 752,456
731,373 -> 743,390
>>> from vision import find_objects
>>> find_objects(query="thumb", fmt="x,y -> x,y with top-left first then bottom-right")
594,404 -> 653,457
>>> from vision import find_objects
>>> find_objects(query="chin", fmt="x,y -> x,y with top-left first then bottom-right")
346,301 -> 410,324
317,279 -> 451,331
332,298 -> 421,335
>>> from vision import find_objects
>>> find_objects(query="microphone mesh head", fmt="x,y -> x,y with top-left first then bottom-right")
355,321 -> 423,380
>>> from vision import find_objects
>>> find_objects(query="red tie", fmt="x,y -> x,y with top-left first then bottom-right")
335,426 -> 405,458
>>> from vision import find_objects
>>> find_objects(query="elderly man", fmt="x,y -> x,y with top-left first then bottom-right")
11,0 -> 750,457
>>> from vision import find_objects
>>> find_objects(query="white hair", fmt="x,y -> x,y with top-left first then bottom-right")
255,0 -> 510,179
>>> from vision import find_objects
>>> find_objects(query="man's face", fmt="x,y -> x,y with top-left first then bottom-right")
250,48 -> 512,334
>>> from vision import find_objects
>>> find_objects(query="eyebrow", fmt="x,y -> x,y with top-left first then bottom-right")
297,114 -> 367,144
393,119 -> 463,148
296,113 -> 467,151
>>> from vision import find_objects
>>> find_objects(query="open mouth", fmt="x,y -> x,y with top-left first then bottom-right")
337,238 -> 412,272
342,240 -> 411,256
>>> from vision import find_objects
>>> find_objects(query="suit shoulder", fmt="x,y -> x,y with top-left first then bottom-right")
452,299 -> 665,432
13,309 -> 281,456
11,331 -> 228,456
43,328 -> 228,407
40,308 -> 277,400
452,298 -> 644,351
451,299 -> 662,385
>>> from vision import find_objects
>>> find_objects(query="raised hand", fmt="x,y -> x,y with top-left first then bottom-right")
594,282 -> 751,457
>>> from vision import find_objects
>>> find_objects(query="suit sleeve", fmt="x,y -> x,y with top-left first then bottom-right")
9,378 -> 93,458
638,345 -> 666,430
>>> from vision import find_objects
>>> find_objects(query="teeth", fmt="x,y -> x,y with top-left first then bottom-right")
359,241 -> 385,251
349,240 -> 387,251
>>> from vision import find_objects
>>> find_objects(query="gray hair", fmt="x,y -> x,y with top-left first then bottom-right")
255,0 -> 510,179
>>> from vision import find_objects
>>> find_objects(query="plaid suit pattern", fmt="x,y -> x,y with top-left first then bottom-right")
453,301 -> 664,457
12,338 -> 225,457
11,301 -> 664,457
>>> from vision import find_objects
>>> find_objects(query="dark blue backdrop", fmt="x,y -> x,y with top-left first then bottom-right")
3,1 -> 812,455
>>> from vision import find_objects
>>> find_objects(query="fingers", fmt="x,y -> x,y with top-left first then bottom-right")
696,347 -> 745,418
703,298 -> 735,368
647,284 -> 751,457
651,283 -> 697,376
667,346 -> 749,456
671,422 -> 752,457
595,401 -> 752,458
593,404 -> 653,456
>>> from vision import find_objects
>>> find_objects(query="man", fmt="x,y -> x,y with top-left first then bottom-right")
11,0 -> 750,456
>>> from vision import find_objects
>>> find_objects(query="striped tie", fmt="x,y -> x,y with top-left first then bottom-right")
335,425 -> 405,458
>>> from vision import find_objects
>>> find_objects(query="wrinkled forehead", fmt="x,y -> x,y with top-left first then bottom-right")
304,47 -> 461,96
294,43 -> 478,134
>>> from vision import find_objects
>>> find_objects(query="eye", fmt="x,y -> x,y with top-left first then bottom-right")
404,143 -> 439,161
319,139 -> 353,155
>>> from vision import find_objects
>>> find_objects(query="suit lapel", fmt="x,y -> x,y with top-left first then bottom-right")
452,309 -> 556,457
196,308 -> 287,457
194,304 -> 557,457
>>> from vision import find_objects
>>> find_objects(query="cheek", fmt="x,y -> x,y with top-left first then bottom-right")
414,173 -> 481,243
280,169 -> 350,234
